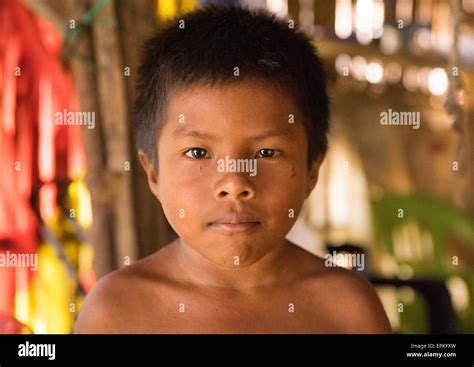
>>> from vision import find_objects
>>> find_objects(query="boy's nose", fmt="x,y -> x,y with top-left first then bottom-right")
214,174 -> 256,201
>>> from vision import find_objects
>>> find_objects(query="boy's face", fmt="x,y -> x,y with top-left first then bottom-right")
140,80 -> 324,267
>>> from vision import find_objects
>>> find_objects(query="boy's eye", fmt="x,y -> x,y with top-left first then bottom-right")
256,149 -> 280,158
185,148 -> 210,159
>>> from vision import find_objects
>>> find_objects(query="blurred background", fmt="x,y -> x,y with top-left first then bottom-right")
1,0 -> 473,334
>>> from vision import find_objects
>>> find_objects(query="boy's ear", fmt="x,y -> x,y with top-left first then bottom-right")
305,153 -> 325,198
138,150 -> 160,199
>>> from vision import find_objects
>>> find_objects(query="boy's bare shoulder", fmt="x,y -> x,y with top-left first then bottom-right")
290,245 -> 392,333
74,247 -> 171,334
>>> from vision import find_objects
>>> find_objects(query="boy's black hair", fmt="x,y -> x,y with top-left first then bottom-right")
134,5 -> 329,167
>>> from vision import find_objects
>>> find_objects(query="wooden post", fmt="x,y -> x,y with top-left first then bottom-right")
89,0 -> 138,268
51,0 -> 117,278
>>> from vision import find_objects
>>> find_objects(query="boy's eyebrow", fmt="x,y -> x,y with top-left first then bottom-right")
253,129 -> 293,141
172,128 -> 217,140
172,127 -> 293,141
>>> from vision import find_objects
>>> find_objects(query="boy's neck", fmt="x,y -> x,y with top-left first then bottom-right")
173,238 -> 293,291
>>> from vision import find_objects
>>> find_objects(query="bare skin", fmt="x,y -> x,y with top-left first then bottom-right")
74,80 -> 391,334
75,239 -> 391,333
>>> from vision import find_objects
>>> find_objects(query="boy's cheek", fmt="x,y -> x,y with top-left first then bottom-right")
159,189 -> 202,230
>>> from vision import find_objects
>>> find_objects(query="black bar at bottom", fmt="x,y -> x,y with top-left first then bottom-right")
0,334 -> 472,366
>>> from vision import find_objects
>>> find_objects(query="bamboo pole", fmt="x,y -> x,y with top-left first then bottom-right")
62,0 -> 116,278
88,0 -> 138,268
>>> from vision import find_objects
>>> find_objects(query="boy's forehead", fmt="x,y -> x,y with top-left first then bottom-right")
164,81 -> 301,133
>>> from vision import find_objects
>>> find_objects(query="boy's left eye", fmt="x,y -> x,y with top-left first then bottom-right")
256,149 -> 280,158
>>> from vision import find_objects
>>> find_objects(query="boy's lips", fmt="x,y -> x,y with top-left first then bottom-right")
208,212 -> 261,233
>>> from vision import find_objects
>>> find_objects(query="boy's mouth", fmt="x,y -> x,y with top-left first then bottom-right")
208,212 -> 261,233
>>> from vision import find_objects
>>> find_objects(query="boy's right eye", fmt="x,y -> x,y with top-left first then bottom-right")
184,148 -> 210,159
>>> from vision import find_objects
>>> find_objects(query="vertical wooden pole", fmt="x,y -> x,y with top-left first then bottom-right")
89,0 -> 138,268
63,0 -> 116,278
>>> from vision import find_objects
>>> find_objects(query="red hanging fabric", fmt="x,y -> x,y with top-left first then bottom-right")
0,0 -> 86,320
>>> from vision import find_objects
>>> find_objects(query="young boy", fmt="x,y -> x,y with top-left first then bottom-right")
74,6 -> 391,334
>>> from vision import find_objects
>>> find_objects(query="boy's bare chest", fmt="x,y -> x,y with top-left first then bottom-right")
119,286 -> 342,333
